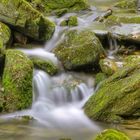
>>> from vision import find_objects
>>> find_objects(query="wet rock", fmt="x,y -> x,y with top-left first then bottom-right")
1,50 -> 33,112
53,29 -> 105,71
99,58 -> 118,75
94,129 -> 130,140
84,63 -> 140,123
13,32 -> 28,45
31,57 -> 58,75
0,0 -> 55,42
26,0 -> 89,16
109,24 -> 140,43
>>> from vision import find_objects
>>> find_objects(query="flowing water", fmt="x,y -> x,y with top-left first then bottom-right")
0,1 -> 139,140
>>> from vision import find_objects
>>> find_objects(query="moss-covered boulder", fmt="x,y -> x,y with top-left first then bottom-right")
1,50 -> 33,112
0,22 -> 11,76
31,57 -> 58,75
99,58 -> 118,75
94,129 -> 130,140
0,0 -> 55,42
26,0 -> 89,16
54,30 -> 105,71
84,63 -> 140,122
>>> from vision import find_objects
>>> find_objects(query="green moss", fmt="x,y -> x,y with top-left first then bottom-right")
60,16 -> 78,26
0,22 -> 11,77
60,20 -> 68,26
95,72 -> 107,85
84,63 -> 140,122
94,129 -> 130,140
31,57 -> 58,75
54,30 -> 105,70
0,0 -> 55,42
0,22 -> 11,46
1,49 -> 33,112
99,58 -> 118,75
105,14 -> 140,25
27,0 -> 89,16
114,0 -> 137,9
124,55 -> 140,65
68,16 -> 78,26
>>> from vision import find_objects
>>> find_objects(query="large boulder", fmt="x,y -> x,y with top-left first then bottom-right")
0,0 -> 55,42
1,50 -> 33,112
84,63 -> 140,123
53,30 -> 105,71
0,22 -> 11,76
94,129 -> 130,140
26,0 -> 89,16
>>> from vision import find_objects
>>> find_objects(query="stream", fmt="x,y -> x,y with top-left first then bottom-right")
0,0 -> 139,140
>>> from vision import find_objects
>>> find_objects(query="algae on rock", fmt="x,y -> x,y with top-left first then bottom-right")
31,57 -> 58,75
94,129 -> 130,140
26,0 -> 89,16
0,0 -> 55,42
84,63 -> 140,122
1,50 -> 33,112
54,30 -> 105,71
60,16 -> 78,27
0,22 -> 11,76
114,0 -> 137,10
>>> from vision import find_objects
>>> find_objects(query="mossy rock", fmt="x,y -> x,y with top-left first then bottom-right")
60,16 -> 78,27
0,22 -> 11,76
53,29 -> 105,71
13,32 -> 28,45
99,58 -> 118,75
84,63 -> 140,122
31,57 -> 58,75
0,0 -> 55,42
26,0 -> 89,16
95,72 -> 107,85
105,13 -> 140,26
94,129 -> 130,140
124,55 -> 140,65
1,49 -> 33,112
114,0 -> 137,9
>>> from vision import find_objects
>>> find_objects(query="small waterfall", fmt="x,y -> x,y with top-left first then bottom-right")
31,70 -> 99,131
0,70 -> 99,132
108,36 -> 119,58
